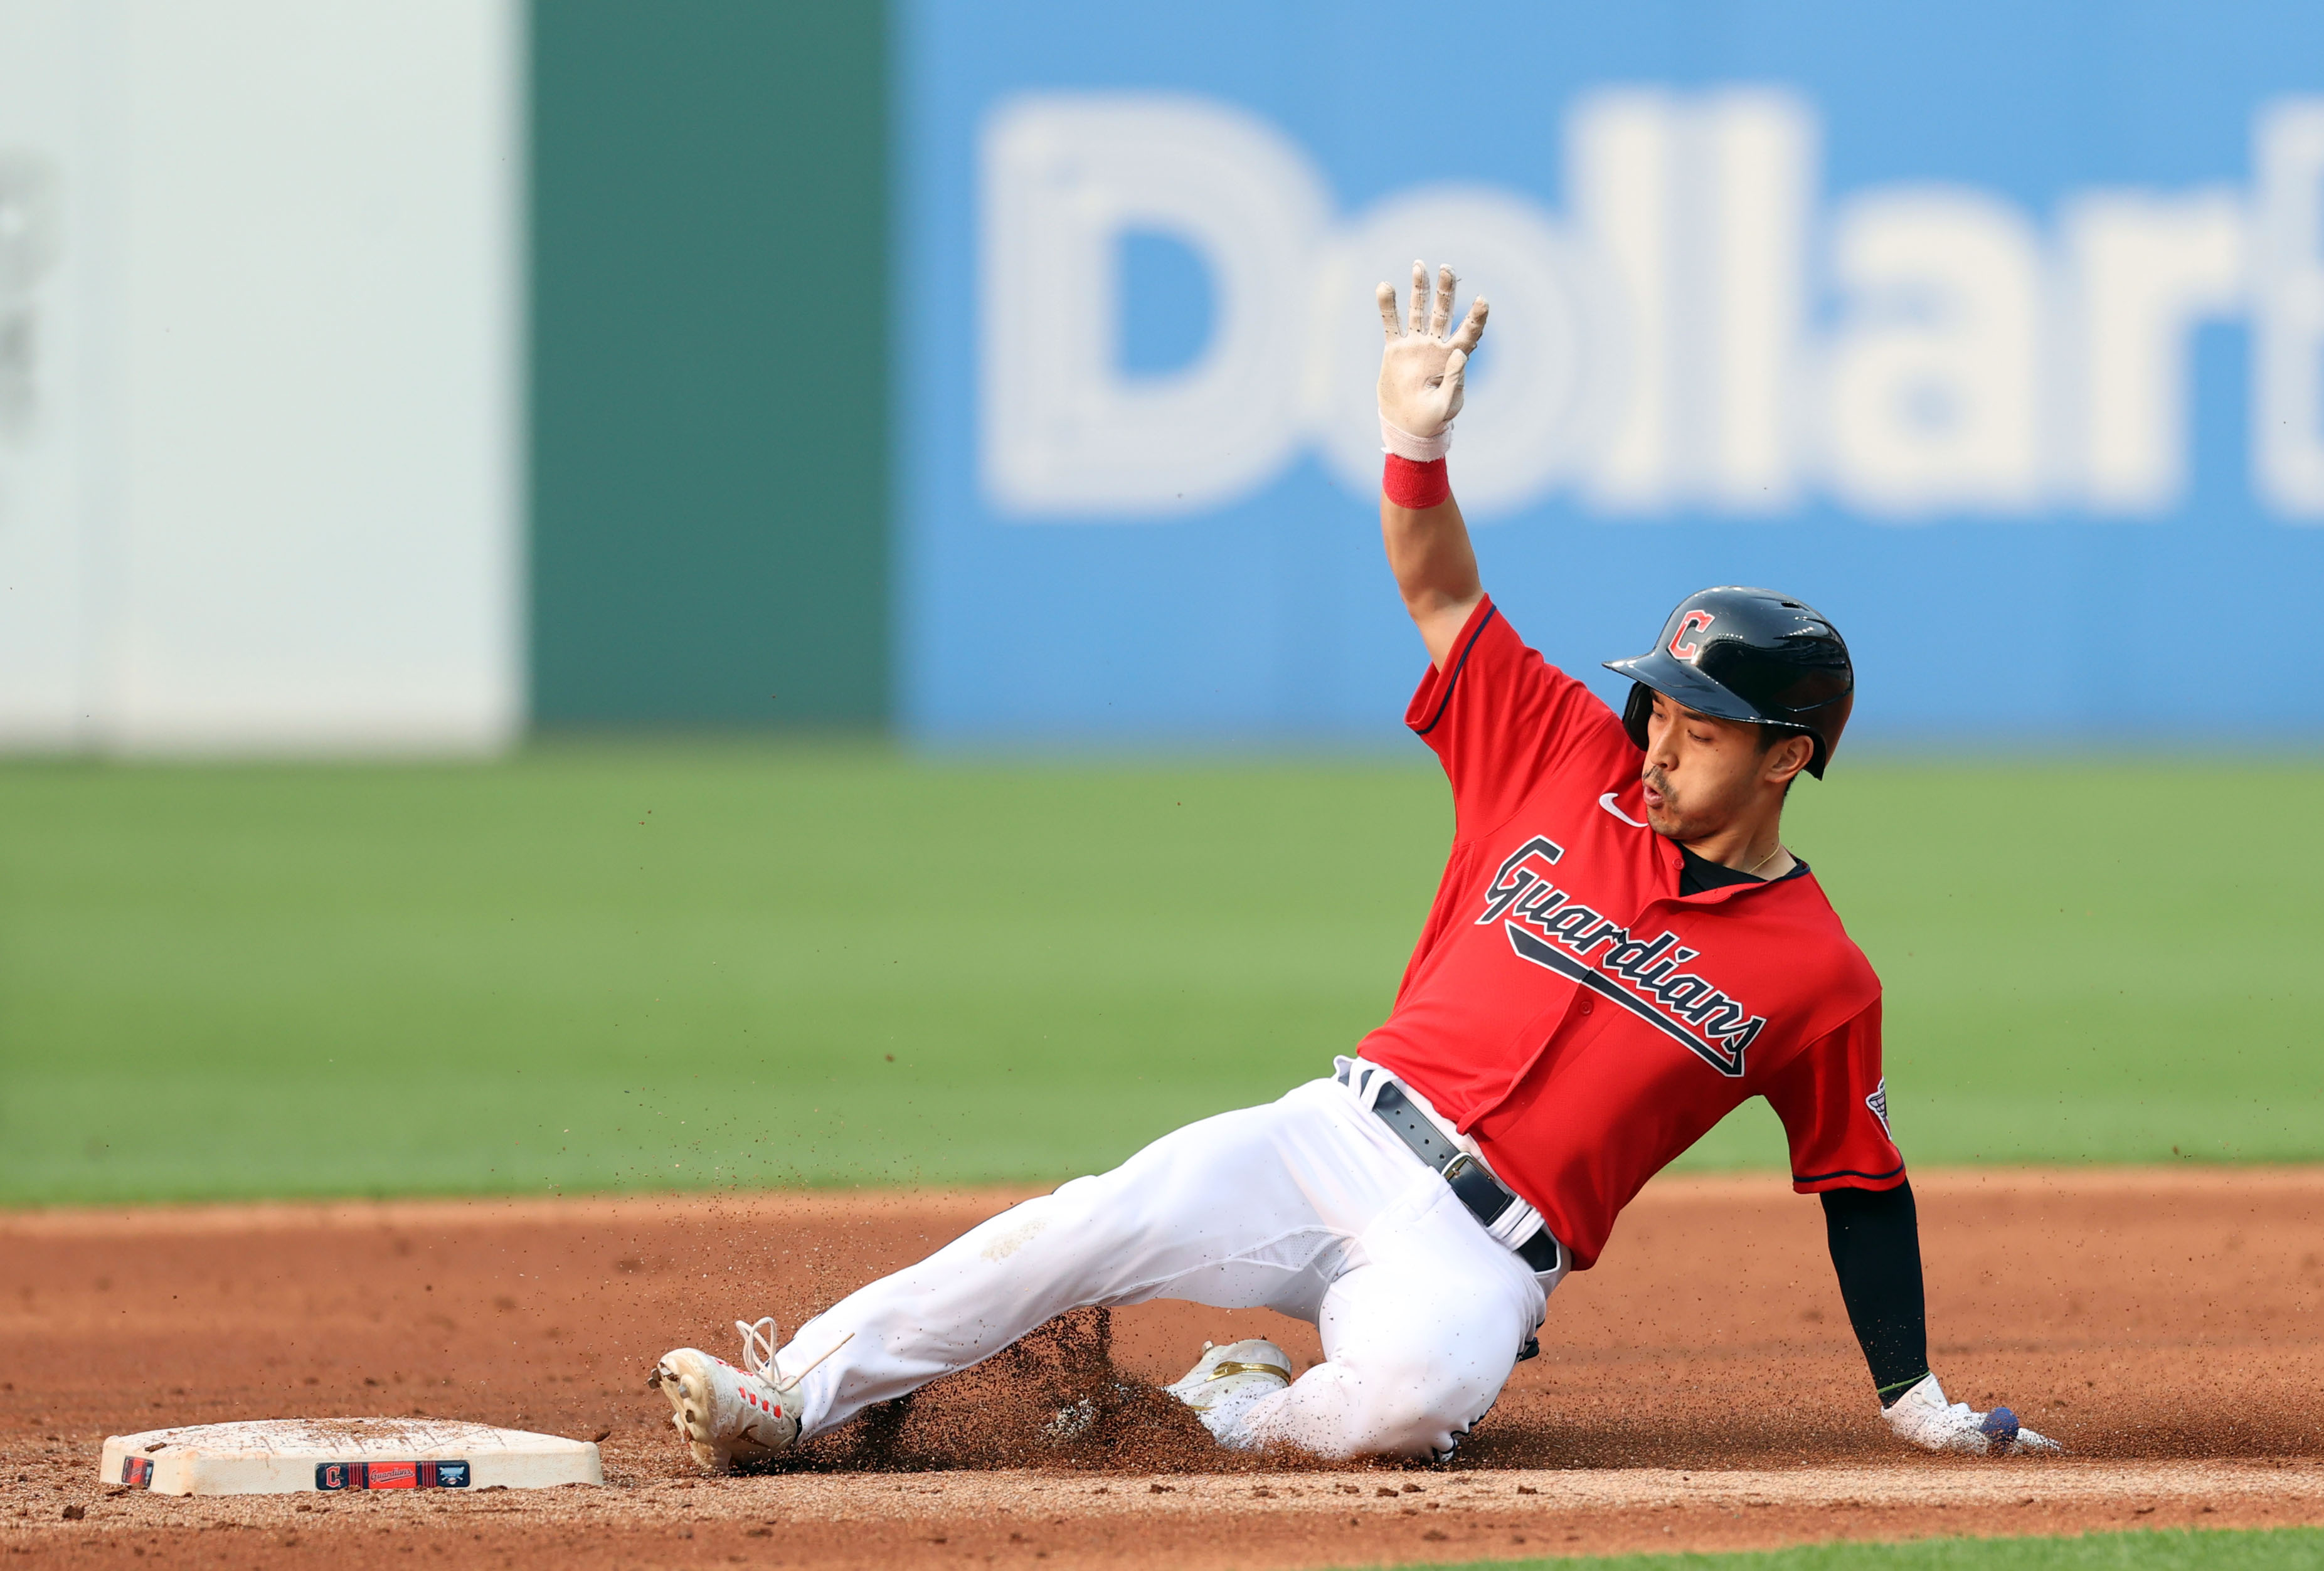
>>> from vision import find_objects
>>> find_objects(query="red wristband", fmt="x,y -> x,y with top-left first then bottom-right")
1384,454 -> 1450,510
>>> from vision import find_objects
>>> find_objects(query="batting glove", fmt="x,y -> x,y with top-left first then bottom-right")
1376,261 -> 1488,462
1882,1373 -> 2063,1456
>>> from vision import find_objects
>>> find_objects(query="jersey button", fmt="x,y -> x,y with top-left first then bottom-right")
1579,997 -> 1593,1015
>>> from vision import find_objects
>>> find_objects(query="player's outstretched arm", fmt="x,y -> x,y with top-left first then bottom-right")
1377,262 -> 1488,670
1822,1183 -> 2063,1455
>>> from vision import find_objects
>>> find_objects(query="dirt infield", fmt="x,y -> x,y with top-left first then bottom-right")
3,1167 -> 2320,1567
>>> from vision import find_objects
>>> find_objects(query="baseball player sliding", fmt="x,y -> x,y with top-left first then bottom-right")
652,263 -> 2057,1468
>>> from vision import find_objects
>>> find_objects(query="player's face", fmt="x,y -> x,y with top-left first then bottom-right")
1637,694 -> 1774,840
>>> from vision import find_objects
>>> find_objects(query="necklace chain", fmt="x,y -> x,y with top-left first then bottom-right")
1745,842 -> 1788,879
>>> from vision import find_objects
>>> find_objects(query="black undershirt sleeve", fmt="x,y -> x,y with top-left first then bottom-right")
1680,846 -> 1916,1396
1820,1180 -> 1930,1405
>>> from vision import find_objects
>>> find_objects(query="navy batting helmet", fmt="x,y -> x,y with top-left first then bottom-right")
1601,588 -> 1854,778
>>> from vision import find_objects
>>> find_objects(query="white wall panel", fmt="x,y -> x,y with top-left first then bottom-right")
0,1 -> 105,746
0,0 -> 521,753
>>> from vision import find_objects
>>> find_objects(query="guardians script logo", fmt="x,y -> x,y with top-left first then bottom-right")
1477,836 -> 1764,1076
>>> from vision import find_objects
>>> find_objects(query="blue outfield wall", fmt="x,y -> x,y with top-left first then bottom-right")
898,0 -> 2324,748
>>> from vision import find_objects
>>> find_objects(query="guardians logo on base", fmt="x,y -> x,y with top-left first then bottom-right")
1478,837 -> 1766,1076
316,1459 -> 470,1490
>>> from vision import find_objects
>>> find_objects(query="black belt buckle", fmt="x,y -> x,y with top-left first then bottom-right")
1440,1153 -> 1516,1229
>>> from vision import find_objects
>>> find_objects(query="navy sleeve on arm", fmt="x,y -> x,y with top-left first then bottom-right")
1820,1180 -> 1930,1405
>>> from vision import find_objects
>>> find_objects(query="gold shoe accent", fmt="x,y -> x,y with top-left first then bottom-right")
1206,1360 -> 1291,1383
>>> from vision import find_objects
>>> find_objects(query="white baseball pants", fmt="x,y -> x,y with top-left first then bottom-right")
773,1065 -> 1563,1461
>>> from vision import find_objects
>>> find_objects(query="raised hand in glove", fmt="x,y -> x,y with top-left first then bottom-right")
1882,1373 -> 2062,1456
1376,261 -> 1488,463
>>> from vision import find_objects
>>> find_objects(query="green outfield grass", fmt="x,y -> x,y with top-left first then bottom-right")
0,746 -> 2316,1204
1388,1526 -> 2324,1569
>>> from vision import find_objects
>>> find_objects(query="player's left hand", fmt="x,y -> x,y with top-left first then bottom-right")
1376,260 -> 1488,462
1882,1373 -> 2063,1455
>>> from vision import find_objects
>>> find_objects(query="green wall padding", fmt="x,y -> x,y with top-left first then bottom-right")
529,0 -> 888,726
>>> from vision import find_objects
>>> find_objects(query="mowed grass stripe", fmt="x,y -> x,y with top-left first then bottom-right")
0,749 -> 2316,1203
1369,1526 -> 2324,1569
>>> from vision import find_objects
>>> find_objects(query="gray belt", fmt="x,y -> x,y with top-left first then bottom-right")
1367,1079 -> 1562,1277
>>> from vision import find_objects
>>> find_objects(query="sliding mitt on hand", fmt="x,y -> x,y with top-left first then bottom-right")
1882,1373 -> 2063,1456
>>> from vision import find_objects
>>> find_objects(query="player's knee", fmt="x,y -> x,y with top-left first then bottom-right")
1334,1348 -> 1505,1459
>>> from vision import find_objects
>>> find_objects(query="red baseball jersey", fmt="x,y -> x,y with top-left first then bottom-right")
1357,598 -> 1901,1270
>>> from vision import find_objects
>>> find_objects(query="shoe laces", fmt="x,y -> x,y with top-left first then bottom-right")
736,1317 -> 782,1383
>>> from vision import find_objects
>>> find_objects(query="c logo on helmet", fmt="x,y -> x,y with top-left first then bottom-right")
1668,610 -> 1716,663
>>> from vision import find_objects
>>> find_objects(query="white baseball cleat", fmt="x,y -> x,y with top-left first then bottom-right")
1164,1338 -> 1293,1415
650,1318 -> 804,1472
